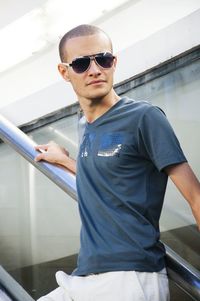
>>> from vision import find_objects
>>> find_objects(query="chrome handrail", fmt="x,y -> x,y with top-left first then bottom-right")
0,113 -> 200,300
0,114 -> 77,200
0,265 -> 34,301
164,244 -> 200,300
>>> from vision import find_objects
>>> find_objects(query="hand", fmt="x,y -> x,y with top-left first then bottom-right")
34,141 -> 76,174
34,140 -> 69,163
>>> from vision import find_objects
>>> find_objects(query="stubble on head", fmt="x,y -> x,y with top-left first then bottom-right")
59,24 -> 113,63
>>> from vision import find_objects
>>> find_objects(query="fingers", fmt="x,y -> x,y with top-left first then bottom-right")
34,145 -> 46,162
35,140 -> 56,149
34,141 -> 70,164
35,142 -> 69,155
35,144 -> 49,151
34,153 -> 46,162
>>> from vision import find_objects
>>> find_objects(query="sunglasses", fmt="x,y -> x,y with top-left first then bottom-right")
62,52 -> 115,74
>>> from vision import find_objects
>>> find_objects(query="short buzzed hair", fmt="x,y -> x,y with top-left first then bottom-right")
59,24 -> 113,62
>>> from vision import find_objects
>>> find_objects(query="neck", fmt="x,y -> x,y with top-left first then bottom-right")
79,90 -> 120,123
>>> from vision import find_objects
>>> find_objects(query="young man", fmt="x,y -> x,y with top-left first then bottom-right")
35,24 -> 200,301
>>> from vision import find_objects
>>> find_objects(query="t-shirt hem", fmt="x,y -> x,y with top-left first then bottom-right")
72,261 -> 166,276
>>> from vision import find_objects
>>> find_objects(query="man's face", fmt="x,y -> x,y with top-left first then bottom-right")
58,33 -> 117,102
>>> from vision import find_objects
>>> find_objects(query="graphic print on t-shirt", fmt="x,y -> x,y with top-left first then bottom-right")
80,133 -> 96,157
97,133 -> 123,157
80,132 -> 124,158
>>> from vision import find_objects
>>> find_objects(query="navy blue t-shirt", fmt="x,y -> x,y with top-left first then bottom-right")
73,97 -> 187,276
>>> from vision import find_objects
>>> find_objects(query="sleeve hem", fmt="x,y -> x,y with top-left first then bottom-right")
158,159 -> 188,172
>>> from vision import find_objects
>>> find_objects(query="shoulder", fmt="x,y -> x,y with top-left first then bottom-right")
121,97 -> 165,117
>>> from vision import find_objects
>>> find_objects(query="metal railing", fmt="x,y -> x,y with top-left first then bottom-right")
0,113 -> 200,300
0,266 -> 34,301
0,114 -> 77,200
165,245 -> 200,300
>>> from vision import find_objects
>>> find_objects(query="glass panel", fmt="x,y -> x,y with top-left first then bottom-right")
0,114 -> 80,299
123,59 -> 200,271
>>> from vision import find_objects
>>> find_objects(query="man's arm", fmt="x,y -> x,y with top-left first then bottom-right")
34,141 -> 76,174
165,162 -> 200,230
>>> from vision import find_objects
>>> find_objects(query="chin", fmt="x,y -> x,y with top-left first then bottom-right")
89,89 -> 110,101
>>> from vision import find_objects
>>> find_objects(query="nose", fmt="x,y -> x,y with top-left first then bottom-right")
88,58 -> 101,75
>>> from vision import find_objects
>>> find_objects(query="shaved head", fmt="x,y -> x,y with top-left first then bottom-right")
59,24 -> 113,62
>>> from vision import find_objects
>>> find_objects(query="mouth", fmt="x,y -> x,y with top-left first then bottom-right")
87,80 -> 106,85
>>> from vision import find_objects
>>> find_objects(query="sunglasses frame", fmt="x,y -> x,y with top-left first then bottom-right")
61,52 -> 115,74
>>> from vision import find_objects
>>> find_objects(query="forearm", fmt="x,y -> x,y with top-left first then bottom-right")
58,154 -> 77,174
166,163 -> 200,204
165,162 -> 200,230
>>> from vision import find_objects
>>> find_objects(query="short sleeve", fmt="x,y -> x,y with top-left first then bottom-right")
138,106 -> 187,171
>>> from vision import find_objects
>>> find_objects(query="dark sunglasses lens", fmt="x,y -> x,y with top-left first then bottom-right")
96,54 -> 114,68
72,57 -> 90,73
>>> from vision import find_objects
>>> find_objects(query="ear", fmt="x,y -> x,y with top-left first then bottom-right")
58,64 -> 71,82
113,55 -> 117,71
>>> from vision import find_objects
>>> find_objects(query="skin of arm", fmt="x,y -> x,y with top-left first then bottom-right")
34,141 -> 76,174
165,162 -> 200,231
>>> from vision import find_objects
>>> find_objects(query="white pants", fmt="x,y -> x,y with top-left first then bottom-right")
37,269 -> 170,301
